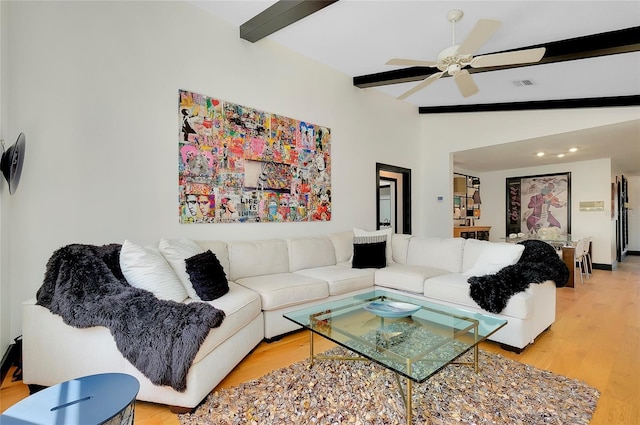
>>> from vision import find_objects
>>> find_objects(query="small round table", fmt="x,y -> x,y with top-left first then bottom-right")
1,373 -> 139,425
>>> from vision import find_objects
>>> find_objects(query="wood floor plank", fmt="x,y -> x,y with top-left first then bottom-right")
2,256 -> 638,425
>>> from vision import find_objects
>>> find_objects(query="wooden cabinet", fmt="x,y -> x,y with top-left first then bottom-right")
454,226 -> 491,240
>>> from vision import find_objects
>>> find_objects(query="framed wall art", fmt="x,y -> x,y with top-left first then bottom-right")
178,90 -> 331,224
506,172 -> 571,237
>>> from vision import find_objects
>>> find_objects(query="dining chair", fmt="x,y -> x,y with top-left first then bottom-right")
574,238 -> 590,284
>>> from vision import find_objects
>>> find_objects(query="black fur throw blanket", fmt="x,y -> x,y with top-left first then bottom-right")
468,240 -> 569,314
36,243 -> 225,392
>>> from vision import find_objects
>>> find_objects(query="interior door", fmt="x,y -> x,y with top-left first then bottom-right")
376,163 -> 411,234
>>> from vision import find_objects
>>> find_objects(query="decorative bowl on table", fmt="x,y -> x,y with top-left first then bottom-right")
364,301 -> 421,318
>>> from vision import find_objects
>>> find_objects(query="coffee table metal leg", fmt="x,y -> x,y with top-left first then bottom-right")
309,330 -> 315,366
474,344 -> 479,372
393,371 -> 413,424
405,377 -> 412,424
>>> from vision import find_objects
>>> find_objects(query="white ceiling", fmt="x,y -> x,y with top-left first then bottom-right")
189,1 -> 640,175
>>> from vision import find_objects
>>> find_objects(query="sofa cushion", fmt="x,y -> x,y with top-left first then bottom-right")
329,231 -> 353,263
185,250 -> 229,301
352,235 -> 387,269
423,273 -> 533,320
229,240 -> 289,281
294,266 -> 374,296
235,273 -> 328,311
189,282 -> 262,364
462,240 -> 525,276
119,240 -> 188,302
406,237 -> 464,273
374,263 -> 449,294
159,238 -> 206,300
354,227 -> 393,265
288,237 -> 336,272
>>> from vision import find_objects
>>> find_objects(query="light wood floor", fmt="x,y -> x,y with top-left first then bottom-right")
2,256 -> 639,424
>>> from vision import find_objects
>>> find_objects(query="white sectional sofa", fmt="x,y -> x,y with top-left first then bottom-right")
22,230 -> 557,411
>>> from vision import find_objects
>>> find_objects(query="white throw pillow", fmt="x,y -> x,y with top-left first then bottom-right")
328,231 -> 354,263
463,242 -> 525,276
159,238 -> 205,300
353,227 -> 393,265
119,240 -> 188,302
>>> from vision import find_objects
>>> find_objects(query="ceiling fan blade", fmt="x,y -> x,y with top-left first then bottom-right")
470,47 -> 546,68
397,71 -> 444,100
456,19 -> 501,57
386,58 -> 439,67
454,70 -> 479,98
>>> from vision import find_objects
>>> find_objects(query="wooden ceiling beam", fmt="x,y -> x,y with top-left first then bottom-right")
240,0 -> 339,43
418,95 -> 640,114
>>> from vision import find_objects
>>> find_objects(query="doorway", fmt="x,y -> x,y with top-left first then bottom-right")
376,163 -> 412,235
379,177 -> 397,230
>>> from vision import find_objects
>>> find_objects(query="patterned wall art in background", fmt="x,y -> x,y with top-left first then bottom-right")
178,90 -> 331,223
506,172 -> 571,237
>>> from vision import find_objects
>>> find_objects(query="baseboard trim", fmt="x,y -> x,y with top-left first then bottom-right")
626,251 -> 640,256
592,263 -> 613,271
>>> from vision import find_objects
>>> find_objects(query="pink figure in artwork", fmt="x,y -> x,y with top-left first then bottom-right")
526,183 -> 564,232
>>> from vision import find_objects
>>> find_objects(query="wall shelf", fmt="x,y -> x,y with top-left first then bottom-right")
453,173 -> 481,225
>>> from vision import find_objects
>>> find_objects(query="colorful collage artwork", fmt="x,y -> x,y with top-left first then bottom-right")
178,90 -> 331,223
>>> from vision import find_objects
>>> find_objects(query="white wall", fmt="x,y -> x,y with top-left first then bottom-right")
1,1 -> 421,346
471,158 -> 614,265
3,1 -> 638,352
420,108 -> 639,266
0,0 -> 11,357
420,107 -> 639,239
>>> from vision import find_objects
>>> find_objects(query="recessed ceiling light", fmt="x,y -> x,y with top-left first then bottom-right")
557,154 -> 565,158
536,152 -> 545,157
569,147 -> 578,152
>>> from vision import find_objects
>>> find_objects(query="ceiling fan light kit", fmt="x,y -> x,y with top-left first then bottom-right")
387,9 -> 546,99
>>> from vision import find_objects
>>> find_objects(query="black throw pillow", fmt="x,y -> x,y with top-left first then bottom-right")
352,235 -> 387,269
185,250 -> 229,301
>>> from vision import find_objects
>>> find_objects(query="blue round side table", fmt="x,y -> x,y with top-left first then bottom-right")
1,373 -> 139,425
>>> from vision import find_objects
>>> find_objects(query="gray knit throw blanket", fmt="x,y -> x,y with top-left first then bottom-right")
36,243 -> 225,392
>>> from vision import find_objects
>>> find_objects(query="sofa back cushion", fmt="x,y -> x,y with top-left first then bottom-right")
406,237 -> 464,273
229,239 -> 289,281
196,240 -> 230,277
462,238 -> 489,271
390,234 -> 412,264
288,237 -> 336,272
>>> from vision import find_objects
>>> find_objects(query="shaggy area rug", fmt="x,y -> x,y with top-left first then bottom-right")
179,347 -> 599,425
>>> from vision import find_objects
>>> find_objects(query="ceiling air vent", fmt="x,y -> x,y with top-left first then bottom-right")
512,79 -> 536,87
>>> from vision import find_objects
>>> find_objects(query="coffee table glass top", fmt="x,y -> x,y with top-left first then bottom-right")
284,290 -> 507,383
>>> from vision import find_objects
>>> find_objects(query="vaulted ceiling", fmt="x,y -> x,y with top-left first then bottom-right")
190,1 -> 640,174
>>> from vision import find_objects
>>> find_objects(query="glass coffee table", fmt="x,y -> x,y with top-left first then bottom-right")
284,289 -> 507,424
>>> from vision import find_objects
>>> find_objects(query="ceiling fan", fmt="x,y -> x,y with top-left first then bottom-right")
387,10 -> 546,99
